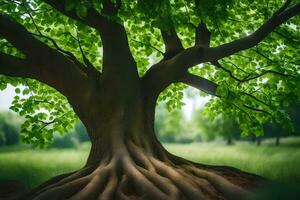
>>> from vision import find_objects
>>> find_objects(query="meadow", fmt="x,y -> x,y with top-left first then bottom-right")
1,137 -> 300,190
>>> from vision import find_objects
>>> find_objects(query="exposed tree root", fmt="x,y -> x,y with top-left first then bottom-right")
16,141 -> 264,200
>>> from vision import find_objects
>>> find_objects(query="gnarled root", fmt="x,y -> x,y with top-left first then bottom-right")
20,141 -> 263,200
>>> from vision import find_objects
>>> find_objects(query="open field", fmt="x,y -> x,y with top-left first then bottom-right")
1,137 -> 300,189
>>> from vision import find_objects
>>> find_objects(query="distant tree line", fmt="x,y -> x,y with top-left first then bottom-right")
0,112 -> 22,146
155,103 -> 300,145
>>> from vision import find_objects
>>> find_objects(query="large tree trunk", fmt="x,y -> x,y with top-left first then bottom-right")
18,105 -> 263,199
15,78 -> 263,200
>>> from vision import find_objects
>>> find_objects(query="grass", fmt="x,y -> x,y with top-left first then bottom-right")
1,137 -> 300,189
164,141 -> 300,183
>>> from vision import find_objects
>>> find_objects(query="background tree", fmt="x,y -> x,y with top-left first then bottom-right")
155,104 -> 184,143
189,107 -> 241,144
0,0 -> 300,199
0,112 -> 22,146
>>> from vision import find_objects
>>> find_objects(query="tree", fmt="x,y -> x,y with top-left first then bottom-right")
155,103 -> 184,143
0,112 -> 22,146
192,110 -> 240,145
0,0 -> 300,199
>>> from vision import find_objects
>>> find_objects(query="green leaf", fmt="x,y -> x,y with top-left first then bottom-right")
15,88 -> 20,94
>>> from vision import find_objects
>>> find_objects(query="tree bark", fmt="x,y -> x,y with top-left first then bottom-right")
226,136 -> 233,146
13,80 -> 265,200
276,134 -> 280,146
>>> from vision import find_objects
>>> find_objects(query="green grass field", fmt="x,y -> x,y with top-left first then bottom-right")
1,138 -> 300,189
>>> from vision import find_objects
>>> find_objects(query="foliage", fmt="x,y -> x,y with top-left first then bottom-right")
0,0 -> 300,147
190,108 -> 240,143
50,133 -> 80,149
72,122 -> 89,142
155,103 -> 183,143
50,122 -> 89,149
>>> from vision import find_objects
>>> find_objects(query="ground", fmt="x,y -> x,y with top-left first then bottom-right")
1,138 -> 300,199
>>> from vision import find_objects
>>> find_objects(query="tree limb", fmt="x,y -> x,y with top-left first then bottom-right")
0,53 -> 35,78
160,28 -> 184,59
29,32 -> 89,75
179,73 -> 218,95
0,14 -> 89,102
206,0 -> 300,61
20,1 -> 89,75
212,61 -> 242,82
144,0 -> 300,95
0,14 -> 51,58
166,1 -> 300,70
195,22 -> 211,47
41,0 -> 138,79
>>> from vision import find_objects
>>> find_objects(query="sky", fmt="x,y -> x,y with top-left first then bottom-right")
0,85 -> 16,111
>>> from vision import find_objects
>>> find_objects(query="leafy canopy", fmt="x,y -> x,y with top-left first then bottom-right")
0,0 -> 299,147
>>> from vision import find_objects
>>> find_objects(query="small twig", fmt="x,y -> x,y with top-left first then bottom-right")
243,104 -> 272,116
131,38 -> 164,55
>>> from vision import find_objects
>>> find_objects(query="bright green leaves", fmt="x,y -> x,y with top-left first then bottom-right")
158,83 -> 187,111
8,79 -> 78,148
14,88 -> 20,94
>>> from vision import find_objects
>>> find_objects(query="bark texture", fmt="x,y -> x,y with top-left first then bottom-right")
20,137 -> 263,200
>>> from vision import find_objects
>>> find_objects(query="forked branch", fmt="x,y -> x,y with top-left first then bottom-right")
160,28 -> 184,59
144,0 -> 300,98
0,14 -> 51,58
0,14 -> 88,99
41,0 -> 137,78
206,0 -> 300,61
164,0 -> 300,71
195,22 -> 211,47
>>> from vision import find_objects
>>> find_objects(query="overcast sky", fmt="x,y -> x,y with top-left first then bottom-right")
0,85 -> 15,111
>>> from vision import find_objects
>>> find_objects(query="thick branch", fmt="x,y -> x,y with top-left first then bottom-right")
0,14 -> 89,108
161,28 -> 184,59
0,14 -> 51,58
41,0 -> 138,80
195,22 -> 211,47
207,1 -> 300,61
0,53 -> 35,78
165,1 -> 300,70
180,73 -> 218,95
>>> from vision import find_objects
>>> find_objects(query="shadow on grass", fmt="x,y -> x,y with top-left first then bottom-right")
0,180 -> 28,199
248,182 -> 300,200
1,180 -> 300,200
